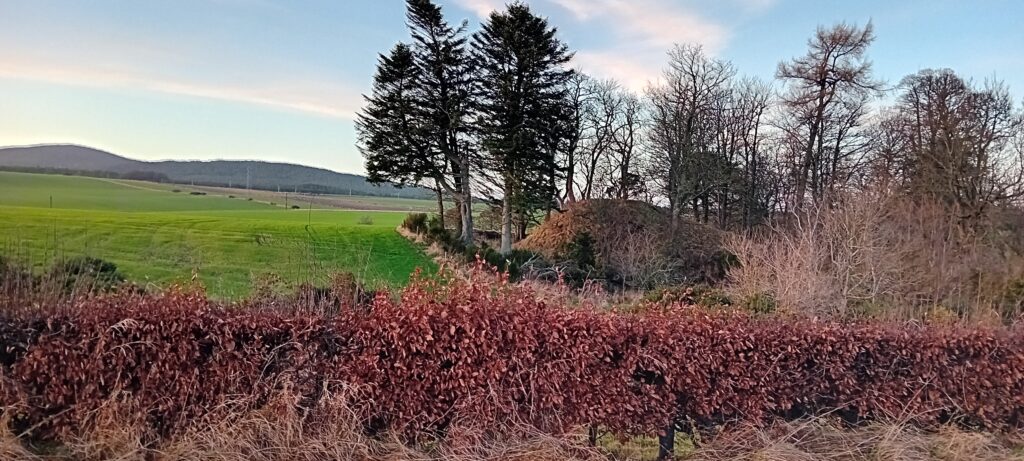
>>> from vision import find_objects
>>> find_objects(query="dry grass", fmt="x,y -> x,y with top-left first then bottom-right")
690,418 -> 1024,461
4,395 -> 1023,461
725,189 -> 1024,322
0,390 -> 604,461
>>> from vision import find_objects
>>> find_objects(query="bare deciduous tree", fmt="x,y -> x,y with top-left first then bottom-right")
648,44 -> 736,229
877,69 -> 1024,225
777,21 -> 882,210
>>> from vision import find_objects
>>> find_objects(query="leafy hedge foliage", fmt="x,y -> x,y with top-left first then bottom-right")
2,268 -> 1023,441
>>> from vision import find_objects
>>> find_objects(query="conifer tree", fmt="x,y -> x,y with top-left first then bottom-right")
473,2 -> 573,253
357,0 -> 477,244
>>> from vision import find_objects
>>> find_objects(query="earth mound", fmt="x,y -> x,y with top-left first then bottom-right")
518,200 -> 729,287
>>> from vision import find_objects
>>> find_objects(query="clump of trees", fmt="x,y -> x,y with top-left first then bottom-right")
358,0 -> 571,248
359,3 -> 1024,257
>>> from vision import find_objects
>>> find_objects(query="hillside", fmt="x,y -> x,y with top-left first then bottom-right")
0,144 -> 431,198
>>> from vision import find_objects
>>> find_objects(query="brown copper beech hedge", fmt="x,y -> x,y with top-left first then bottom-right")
2,269 -> 1023,439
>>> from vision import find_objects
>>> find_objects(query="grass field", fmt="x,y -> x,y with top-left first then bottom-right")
0,171 -> 436,298
188,183 -> 446,212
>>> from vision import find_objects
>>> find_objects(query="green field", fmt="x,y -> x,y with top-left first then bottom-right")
0,172 -> 435,298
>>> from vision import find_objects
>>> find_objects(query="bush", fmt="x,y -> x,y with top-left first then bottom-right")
47,256 -> 125,293
291,205 -> 301,210
471,247 -> 544,281
423,222 -> 465,254
228,195 -> 236,199
427,214 -> 445,232
742,292 -> 777,314
3,271 -> 1023,441
357,215 -> 374,226
724,191 -> 1024,321
189,191 -> 206,196
402,213 -> 429,234
172,189 -> 182,193
642,285 -> 732,308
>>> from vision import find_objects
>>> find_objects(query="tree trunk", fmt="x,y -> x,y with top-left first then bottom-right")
459,164 -> 474,246
435,185 -> 445,229
500,187 -> 513,254
565,146 -> 577,204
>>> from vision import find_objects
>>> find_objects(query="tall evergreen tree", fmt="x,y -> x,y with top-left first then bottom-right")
357,0 -> 477,245
356,43 -> 430,188
473,2 -> 574,254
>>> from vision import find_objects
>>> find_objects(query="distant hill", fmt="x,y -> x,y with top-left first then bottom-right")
0,144 -> 432,198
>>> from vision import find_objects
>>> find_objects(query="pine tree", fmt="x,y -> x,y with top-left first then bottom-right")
473,2 -> 574,253
357,0 -> 477,245
356,44 -> 429,187
406,0 -> 477,244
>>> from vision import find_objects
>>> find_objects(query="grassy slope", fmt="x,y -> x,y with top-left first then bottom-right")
0,172 -> 435,298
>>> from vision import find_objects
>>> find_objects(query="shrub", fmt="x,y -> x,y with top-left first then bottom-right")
357,215 -> 374,226
741,292 -> 777,314
425,224 -> 465,254
471,248 -> 544,281
189,191 -> 207,196
642,285 -> 732,308
47,256 -> 125,293
402,213 -> 429,234
3,270 -> 1024,442
172,189 -> 182,193
565,232 -> 597,270
291,205 -> 301,210
725,191 -> 1024,322
228,195 -> 235,199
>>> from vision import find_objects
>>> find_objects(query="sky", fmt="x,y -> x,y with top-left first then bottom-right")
1,0 -> 1022,175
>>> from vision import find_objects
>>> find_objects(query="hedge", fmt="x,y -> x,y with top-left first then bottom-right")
1,270 -> 1023,440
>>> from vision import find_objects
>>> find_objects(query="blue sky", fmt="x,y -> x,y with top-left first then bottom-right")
1,0 -> 1022,175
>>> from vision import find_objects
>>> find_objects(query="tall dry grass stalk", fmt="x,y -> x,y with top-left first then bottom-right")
726,188 -> 1024,322
690,417 -> 1024,461
0,390 -> 604,461
6,403 -> 1022,461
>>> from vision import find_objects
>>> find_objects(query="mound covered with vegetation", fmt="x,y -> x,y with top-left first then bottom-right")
518,200 -> 728,288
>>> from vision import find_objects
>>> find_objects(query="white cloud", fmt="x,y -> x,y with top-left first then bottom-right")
0,60 -> 360,120
573,51 -> 663,91
550,0 -> 728,51
452,0 -> 735,91
553,0 -> 730,91
0,26 -> 364,119
454,0 -> 508,18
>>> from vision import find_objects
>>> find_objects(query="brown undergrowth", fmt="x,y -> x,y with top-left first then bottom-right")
3,402 -> 1021,461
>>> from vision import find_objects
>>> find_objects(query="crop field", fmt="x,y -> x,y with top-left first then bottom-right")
0,171 -> 435,298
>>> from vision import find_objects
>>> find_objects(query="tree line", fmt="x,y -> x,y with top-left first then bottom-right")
358,0 -> 1024,253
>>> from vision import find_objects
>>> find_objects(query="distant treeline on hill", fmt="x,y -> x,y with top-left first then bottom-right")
0,144 -> 434,199
0,166 -> 171,183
